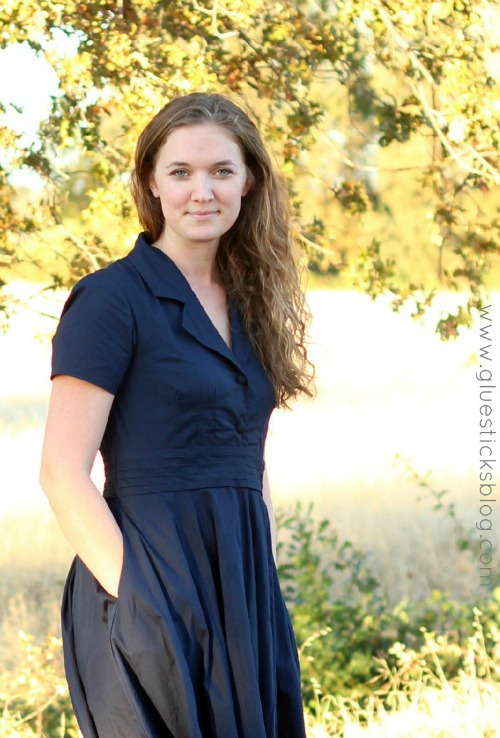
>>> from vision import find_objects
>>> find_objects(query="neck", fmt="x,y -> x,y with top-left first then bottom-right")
153,234 -> 221,287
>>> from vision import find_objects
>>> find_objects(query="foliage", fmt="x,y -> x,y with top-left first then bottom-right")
277,503 -> 389,700
0,631 -> 77,738
276,502 -> 500,710
0,0 -> 499,335
303,610 -> 500,737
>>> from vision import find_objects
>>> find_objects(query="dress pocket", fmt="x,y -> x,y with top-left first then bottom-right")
105,534 -> 131,639
96,532 -> 129,630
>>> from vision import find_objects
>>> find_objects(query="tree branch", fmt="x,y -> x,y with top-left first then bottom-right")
376,1 -> 500,184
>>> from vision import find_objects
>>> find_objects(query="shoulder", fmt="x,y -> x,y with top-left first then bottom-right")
61,253 -> 144,318
69,254 -> 139,296
52,255 -> 139,391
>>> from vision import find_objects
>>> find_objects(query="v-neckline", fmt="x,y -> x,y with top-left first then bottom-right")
131,237 -> 252,363
189,285 -> 234,353
148,241 -> 233,352
172,263 -> 234,354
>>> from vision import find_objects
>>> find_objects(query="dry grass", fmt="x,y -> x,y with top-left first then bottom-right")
0,513 -> 72,670
308,613 -> 500,737
305,677 -> 500,738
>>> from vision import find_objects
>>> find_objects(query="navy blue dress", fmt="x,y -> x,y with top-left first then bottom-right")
51,234 -> 306,738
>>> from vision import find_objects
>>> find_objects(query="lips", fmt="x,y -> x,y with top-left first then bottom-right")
188,210 -> 219,220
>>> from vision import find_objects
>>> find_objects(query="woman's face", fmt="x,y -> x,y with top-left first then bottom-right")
149,123 -> 250,251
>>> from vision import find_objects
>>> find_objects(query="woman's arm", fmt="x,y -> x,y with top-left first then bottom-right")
40,375 -> 123,597
262,465 -> 277,563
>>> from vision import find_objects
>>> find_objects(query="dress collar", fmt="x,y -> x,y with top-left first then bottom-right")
126,232 -> 194,302
126,233 -> 253,370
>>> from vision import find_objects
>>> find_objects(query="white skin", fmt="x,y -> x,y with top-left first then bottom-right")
40,122 -> 276,598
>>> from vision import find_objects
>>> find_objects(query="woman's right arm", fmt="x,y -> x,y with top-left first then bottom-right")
40,375 -> 124,598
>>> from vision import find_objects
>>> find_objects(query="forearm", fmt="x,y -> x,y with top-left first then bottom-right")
41,471 -> 123,597
40,376 -> 122,595
46,476 -> 123,596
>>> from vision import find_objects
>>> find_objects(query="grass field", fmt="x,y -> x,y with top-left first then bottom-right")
1,284 -> 499,735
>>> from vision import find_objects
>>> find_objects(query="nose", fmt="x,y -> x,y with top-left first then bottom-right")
191,174 -> 214,202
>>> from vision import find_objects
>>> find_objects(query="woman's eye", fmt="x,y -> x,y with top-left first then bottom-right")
215,168 -> 233,177
171,169 -> 189,178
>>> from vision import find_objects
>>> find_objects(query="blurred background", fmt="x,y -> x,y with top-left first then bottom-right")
0,1 -> 499,735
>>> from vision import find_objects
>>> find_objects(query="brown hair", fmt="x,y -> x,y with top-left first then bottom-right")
130,92 -> 314,407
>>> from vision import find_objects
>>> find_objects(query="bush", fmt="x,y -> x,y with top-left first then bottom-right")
277,503 -> 500,711
277,503 -> 391,702
0,631 -> 78,738
303,612 -> 500,737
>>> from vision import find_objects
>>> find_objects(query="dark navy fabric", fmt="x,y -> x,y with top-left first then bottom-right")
51,234 -> 306,738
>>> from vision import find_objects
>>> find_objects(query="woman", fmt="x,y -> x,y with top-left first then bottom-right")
40,92 -> 314,738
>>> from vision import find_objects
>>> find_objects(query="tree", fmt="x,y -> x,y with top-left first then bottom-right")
0,0 -> 498,336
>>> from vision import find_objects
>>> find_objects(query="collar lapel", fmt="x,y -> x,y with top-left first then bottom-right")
127,234 -> 252,372
181,299 -> 242,368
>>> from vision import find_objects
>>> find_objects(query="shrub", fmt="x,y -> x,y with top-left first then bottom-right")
0,631 -> 78,738
277,502 -> 392,702
277,503 -> 500,710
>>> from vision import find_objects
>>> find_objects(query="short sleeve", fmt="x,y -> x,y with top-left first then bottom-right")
51,269 -> 136,395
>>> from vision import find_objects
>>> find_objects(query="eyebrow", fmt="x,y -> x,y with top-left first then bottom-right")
165,159 -> 238,168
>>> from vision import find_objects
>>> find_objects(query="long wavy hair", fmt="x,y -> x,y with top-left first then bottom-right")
130,92 -> 314,407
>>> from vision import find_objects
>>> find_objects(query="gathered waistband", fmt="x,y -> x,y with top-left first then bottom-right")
103,446 -> 264,497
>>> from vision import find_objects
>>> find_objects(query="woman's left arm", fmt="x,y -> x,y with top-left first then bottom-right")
262,465 -> 277,563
